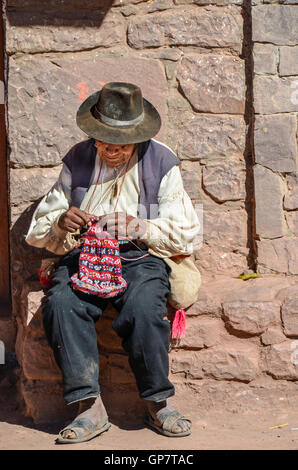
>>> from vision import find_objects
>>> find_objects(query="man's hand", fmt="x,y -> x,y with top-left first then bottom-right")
58,206 -> 96,233
99,212 -> 147,239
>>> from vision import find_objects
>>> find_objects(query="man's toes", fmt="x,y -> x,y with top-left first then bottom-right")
62,429 -> 77,439
172,419 -> 191,433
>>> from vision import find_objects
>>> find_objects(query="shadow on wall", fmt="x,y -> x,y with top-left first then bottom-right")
6,0 -> 116,26
10,199 -> 55,283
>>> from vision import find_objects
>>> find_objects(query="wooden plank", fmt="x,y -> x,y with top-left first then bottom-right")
0,3 -> 11,314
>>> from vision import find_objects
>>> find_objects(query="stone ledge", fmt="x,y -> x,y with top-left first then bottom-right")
21,376 -> 298,424
16,274 -> 298,423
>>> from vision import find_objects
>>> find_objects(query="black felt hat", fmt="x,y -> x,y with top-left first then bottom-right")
76,82 -> 161,145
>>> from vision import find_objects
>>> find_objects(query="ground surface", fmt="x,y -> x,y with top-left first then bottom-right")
0,381 -> 298,450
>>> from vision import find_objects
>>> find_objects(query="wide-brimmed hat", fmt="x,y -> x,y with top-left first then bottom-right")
76,82 -> 161,145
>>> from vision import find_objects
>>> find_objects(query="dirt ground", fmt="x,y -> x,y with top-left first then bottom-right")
0,380 -> 298,450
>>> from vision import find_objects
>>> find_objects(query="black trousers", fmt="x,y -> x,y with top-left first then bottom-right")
42,245 -> 175,405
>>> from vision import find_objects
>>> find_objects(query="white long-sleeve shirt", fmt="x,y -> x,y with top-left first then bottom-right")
25,143 -> 200,258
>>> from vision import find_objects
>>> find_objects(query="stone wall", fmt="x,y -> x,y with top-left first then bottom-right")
252,2 -> 298,275
3,0 -> 298,423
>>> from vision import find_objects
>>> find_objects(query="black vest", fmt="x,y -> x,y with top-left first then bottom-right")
62,138 -> 180,219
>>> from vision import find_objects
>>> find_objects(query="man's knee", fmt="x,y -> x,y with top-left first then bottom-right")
42,287 -> 70,320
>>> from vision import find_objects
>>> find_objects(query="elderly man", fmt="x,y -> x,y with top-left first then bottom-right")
26,82 -> 199,443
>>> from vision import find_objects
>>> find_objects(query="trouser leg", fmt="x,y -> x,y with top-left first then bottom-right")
111,249 -> 175,402
42,248 -> 108,404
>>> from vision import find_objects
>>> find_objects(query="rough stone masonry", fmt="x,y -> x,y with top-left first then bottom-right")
1,0 -> 297,423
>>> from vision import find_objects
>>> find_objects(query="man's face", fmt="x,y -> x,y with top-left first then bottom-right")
94,140 -> 135,168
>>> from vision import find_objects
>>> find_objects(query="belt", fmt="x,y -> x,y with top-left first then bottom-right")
118,239 -> 148,252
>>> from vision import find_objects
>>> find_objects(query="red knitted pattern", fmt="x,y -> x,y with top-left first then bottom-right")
71,220 -> 127,298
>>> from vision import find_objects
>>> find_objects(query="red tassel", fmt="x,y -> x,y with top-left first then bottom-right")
38,269 -> 53,289
172,309 -> 186,339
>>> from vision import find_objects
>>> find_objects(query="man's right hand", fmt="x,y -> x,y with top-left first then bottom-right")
58,206 -> 96,233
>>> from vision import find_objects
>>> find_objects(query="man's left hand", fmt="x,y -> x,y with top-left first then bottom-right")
98,212 -> 147,239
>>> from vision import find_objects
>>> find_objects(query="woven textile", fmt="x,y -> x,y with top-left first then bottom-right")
71,220 -> 127,298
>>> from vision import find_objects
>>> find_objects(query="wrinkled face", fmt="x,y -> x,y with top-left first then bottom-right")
94,140 -> 136,168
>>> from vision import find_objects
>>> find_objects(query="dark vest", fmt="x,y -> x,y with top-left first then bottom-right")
62,138 -> 180,219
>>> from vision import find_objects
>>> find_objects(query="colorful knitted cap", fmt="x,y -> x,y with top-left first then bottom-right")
71,219 -> 127,298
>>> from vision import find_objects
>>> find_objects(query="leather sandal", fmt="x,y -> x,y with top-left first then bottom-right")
56,416 -> 111,444
145,409 -> 192,437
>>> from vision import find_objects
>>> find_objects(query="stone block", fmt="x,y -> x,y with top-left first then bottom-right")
253,43 -> 277,74
284,187 -> 298,210
222,276 -> 295,303
178,317 -> 226,349
222,301 -> 278,335
186,298 -> 222,318
200,342 -> 260,382
0,318 -> 17,351
174,377 -> 298,415
171,350 -> 204,379
10,167 -> 61,205
128,6 -> 243,49
21,379 -> 76,424
195,247 -> 248,277
177,55 -> 245,114
202,209 -> 247,250
142,47 -> 183,62
285,211 -> 298,236
254,114 -> 297,172
275,285 -> 298,304
139,0 -> 176,14
254,164 -> 287,239
254,76 -> 298,114
202,160 -> 246,202
8,57 -> 86,168
252,5 -> 298,45
22,332 -> 61,382
8,0 -> 121,8
19,298 -> 62,382
261,326 -> 287,346
281,296 -> 298,337
195,208 -> 249,276
174,0 -> 242,4
190,276 -> 289,315
114,0 -> 148,5
177,114 -> 246,161
263,341 -> 298,380
6,10 -> 124,53
262,0 -> 298,3
180,161 -> 201,200
287,239 -> 298,274
257,237 -> 298,275
286,173 -> 298,191
172,341 -> 260,382
279,46 -> 298,76
8,56 -> 167,168
10,204 -> 52,264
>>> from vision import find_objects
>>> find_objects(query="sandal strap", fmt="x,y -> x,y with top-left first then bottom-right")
59,417 -> 106,439
160,410 -> 191,433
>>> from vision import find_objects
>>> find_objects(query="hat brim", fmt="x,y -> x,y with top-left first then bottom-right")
76,90 -> 161,145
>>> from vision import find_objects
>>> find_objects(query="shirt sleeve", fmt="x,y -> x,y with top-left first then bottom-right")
140,164 -> 200,258
25,163 -> 78,255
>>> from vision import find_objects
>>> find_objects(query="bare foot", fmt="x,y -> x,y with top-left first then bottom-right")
61,396 -> 108,440
146,400 -> 191,434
